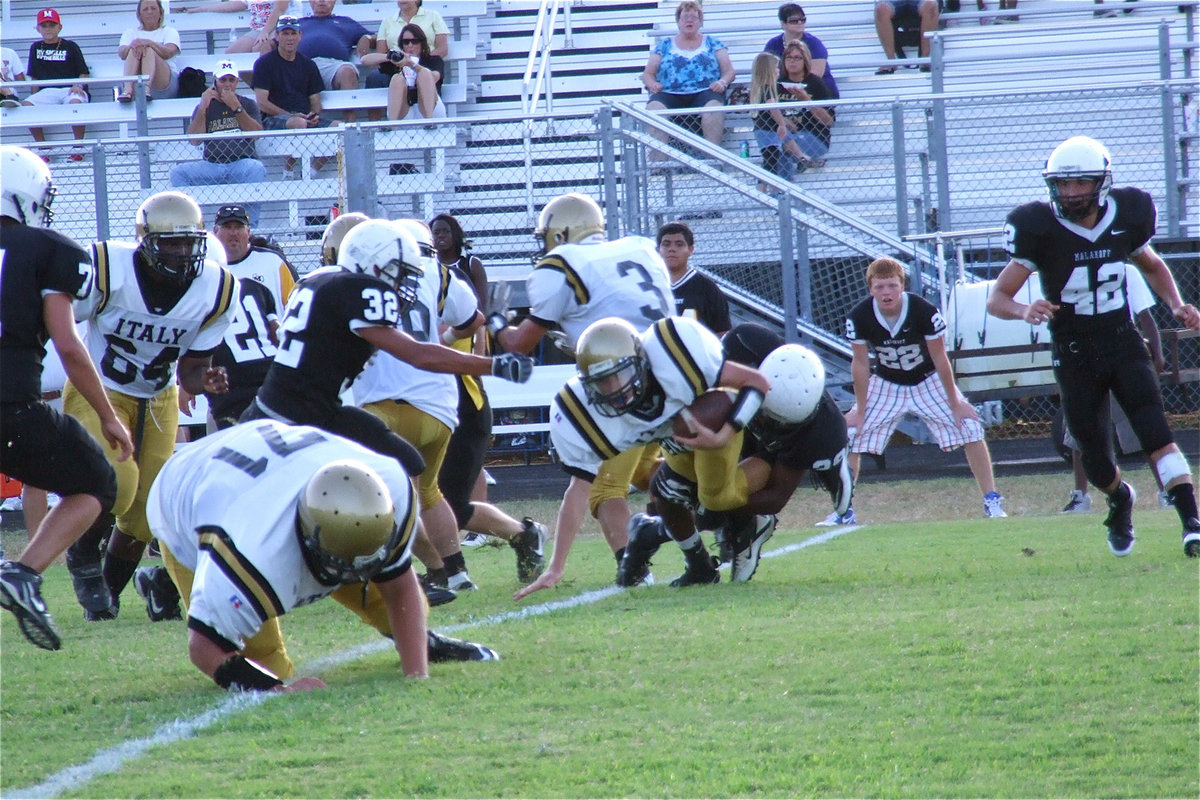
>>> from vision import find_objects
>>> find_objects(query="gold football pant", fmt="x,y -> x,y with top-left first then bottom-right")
362,400 -> 452,511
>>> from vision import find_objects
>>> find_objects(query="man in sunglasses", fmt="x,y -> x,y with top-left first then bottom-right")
762,3 -> 840,98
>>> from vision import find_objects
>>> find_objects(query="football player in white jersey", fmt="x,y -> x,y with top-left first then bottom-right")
64,191 -> 238,623
492,194 -> 679,601
147,420 -> 498,691
518,316 -> 769,596
354,219 -> 546,593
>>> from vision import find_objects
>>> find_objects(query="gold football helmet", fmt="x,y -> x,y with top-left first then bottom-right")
135,191 -> 207,283
533,192 -> 605,256
320,212 -> 370,266
575,317 -> 648,417
297,459 -> 405,584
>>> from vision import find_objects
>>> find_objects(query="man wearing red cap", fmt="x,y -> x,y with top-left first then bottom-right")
22,8 -> 92,160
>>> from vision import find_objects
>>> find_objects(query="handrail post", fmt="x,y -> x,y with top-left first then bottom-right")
343,125 -> 377,217
892,102 -> 908,238
93,142 -> 110,242
779,193 -> 799,343
597,105 -> 621,237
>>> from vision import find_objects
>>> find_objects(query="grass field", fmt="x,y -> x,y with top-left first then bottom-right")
1,467 -> 1197,798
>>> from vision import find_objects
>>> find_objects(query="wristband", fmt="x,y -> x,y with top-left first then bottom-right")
727,386 -> 765,431
486,312 -> 507,336
213,655 -> 284,692
440,327 -> 459,346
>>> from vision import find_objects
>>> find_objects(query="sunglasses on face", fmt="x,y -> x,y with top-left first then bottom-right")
787,16 -> 806,23
400,38 -> 421,45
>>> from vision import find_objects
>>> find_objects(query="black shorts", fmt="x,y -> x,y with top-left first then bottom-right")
0,401 -> 118,511
439,387 -> 492,527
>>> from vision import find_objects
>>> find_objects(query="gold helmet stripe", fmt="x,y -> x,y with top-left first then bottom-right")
534,254 -> 589,306
556,385 -> 620,460
652,318 -> 707,398
198,524 -> 286,620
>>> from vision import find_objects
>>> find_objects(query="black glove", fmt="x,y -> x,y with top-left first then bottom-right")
491,353 -> 534,383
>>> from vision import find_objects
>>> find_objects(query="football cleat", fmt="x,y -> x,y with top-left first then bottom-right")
447,571 -> 477,591
1104,482 -> 1136,557
511,517 -> 547,583
0,560 -> 61,651
729,514 -> 777,583
68,561 -> 118,622
427,630 -> 499,662
1061,490 -> 1092,514
460,532 -> 488,548
615,513 -> 664,587
815,508 -> 857,527
418,574 -> 456,607
983,492 -> 1007,518
1183,519 -> 1200,558
669,554 -> 720,588
133,565 -> 182,622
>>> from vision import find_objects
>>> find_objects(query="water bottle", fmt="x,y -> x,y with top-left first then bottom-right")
739,141 -> 750,158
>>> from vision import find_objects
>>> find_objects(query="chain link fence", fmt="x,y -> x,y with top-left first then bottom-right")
31,79 -> 1198,444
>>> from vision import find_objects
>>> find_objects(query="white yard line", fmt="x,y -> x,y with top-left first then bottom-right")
8,525 -> 860,799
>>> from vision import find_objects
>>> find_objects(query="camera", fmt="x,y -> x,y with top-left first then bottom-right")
387,49 -> 403,63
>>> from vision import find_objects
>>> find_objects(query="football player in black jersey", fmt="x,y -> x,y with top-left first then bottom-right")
0,145 -> 134,651
987,136 -> 1200,558
657,222 -> 731,337
845,257 -> 1006,519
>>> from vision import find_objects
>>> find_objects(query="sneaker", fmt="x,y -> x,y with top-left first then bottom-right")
615,513 -> 663,587
1061,490 -> 1092,514
0,561 -> 61,651
729,514 -> 777,583
815,508 -> 857,527
447,571 -> 477,591
419,574 -> 456,607
511,517 -> 547,583
133,565 -> 182,622
983,492 -> 1007,518
1158,490 -> 1175,509
427,630 -> 499,662
0,98 -> 20,109
1183,519 -> 1200,558
460,532 -> 488,548
1104,482 -> 1137,557
68,561 -> 117,621
669,554 -> 720,588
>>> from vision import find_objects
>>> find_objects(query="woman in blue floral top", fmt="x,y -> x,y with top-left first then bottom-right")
641,0 -> 736,157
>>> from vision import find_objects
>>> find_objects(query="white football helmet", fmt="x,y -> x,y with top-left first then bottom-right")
391,218 -> 436,263
533,192 -> 605,257
575,317 -> 648,417
1,145 -> 56,228
320,212 -> 369,266
337,219 -> 423,306
135,191 -> 208,284
1042,136 -> 1112,222
760,344 -> 825,425
297,460 -> 407,584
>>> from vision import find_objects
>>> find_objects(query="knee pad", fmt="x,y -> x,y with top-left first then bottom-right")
649,463 -> 699,511
1155,450 -> 1192,487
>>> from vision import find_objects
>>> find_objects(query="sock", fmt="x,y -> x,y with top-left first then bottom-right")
103,552 -> 139,600
443,551 -> 467,577
66,515 -> 113,569
614,547 -> 626,564
1106,481 -> 1131,504
1167,484 -> 1199,526
425,567 -> 448,587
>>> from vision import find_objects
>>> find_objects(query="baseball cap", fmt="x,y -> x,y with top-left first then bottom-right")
275,15 -> 301,31
214,204 -> 251,226
37,8 -> 62,25
214,60 -> 238,80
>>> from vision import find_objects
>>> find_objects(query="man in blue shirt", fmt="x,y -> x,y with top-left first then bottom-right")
297,0 -> 376,122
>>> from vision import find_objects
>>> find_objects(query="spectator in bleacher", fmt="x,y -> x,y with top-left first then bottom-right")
641,0 -> 736,159
385,24 -> 445,121
379,0 -> 450,60
749,46 -> 832,182
170,61 -> 267,225
294,0 -> 373,122
762,4 -> 840,98
22,9 -> 91,159
1,46 -> 26,108
657,222 -> 730,337
117,0 -> 182,102
176,1 -> 295,55
873,0 -> 939,74
251,15 -> 332,131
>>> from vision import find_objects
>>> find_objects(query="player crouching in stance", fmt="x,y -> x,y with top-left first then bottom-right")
548,316 -> 769,588
845,257 -> 1006,520
147,420 -> 498,692
988,135 -> 1200,558
0,145 -> 135,650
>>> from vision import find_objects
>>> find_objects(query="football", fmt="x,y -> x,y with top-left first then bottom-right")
672,389 -> 734,437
